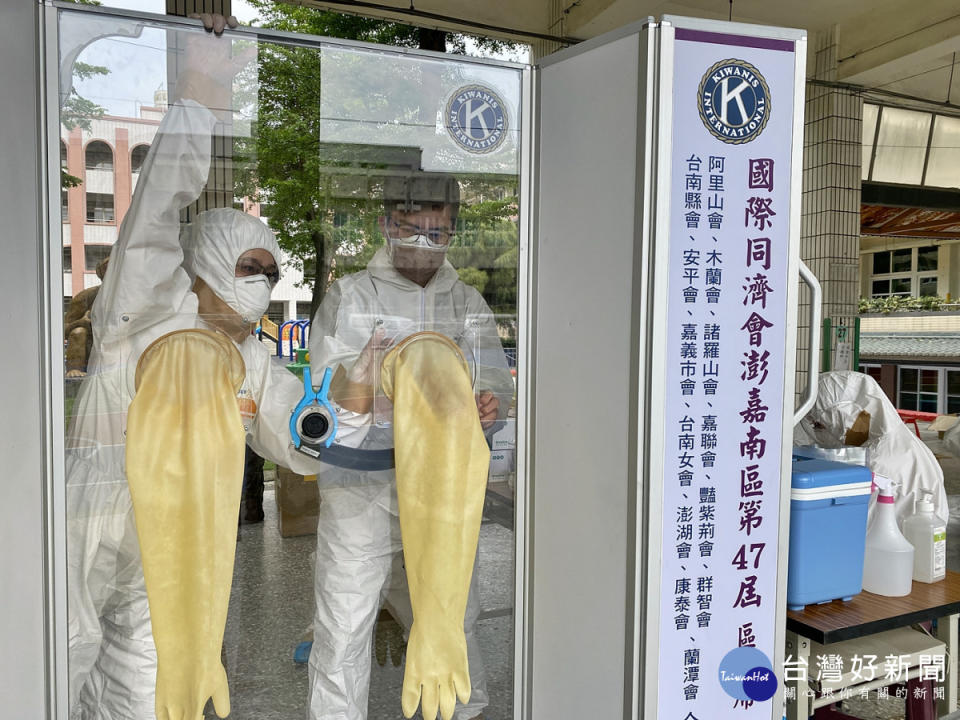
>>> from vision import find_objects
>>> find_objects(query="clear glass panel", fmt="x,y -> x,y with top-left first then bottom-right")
917,245 -> 938,271
862,103 -> 879,180
892,247 -> 912,273
84,244 -> 111,271
85,191 -> 114,223
901,368 -> 918,392
872,107 -> 932,185
920,369 -> 939,393
872,251 -> 890,275
925,115 -> 960,188
872,279 -> 890,296
919,275 -> 938,297
899,391 -> 918,411
919,394 -> 939,413
58,9 -> 522,720
891,277 -> 911,294
131,144 -> 149,173
949,396 -> 960,415
85,139 -> 114,170
948,370 -> 960,395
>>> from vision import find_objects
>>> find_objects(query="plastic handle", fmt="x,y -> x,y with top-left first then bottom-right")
794,261 -> 822,425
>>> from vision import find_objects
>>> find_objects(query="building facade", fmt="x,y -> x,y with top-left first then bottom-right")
60,95 -> 311,323
856,101 -> 960,412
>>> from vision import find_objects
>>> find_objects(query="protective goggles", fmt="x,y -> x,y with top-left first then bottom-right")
386,220 -> 455,250
235,257 -> 281,286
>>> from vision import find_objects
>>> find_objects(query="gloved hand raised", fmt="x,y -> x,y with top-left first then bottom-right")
175,14 -> 255,120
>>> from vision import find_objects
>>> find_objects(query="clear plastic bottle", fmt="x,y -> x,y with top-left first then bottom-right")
903,492 -> 946,583
862,486 -> 915,596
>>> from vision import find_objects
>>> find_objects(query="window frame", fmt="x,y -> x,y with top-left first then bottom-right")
896,365 -> 960,414
867,245 -> 939,298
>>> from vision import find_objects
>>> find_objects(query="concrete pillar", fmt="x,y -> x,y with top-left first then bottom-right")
530,0 -> 563,59
114,127 -> 132,226
68,127 -> 86,295
796,26 -> 863,395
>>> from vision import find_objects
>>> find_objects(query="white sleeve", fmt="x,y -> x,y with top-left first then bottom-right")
91,100 -> 217,342
247,352 -> 370,476
464,287 -> 514,419
308,279 -> 373,432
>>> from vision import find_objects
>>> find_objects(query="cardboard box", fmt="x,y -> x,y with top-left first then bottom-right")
275,466 -> 320,538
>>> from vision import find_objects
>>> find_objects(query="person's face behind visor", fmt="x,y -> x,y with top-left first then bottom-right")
235,248 -> 280,286
381,205 -> 456,287
196,248 -> 279,340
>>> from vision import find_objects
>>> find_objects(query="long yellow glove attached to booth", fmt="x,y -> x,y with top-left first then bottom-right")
126,329 -> 246,720
380,332 -> 490,720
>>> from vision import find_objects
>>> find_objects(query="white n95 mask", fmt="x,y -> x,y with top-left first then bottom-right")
232,275 -> 273,323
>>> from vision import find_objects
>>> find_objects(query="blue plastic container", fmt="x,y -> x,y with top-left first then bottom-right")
787,456 -> 873,611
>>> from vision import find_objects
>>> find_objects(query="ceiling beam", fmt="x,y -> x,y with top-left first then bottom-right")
873,207 -> 917,233
861,229 -> 960,238
880,216 -> 960,234
838,2 -> 960,82
287,0 -> 563,45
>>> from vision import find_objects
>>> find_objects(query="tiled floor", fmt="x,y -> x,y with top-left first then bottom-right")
210,482 -> 516,720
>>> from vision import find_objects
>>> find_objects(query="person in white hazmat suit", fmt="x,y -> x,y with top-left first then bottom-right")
306,172 -> 514,720
795,370 -> 948,526
66,20 -> 333,718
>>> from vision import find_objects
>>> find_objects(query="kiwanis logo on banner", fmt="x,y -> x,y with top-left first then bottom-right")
698,59 -> 771,145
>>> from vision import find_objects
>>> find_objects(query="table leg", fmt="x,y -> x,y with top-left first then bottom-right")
935,613 -> 958,717
786,629 -> 812,720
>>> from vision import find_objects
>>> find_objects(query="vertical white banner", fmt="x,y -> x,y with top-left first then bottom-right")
656,23 -> 800,719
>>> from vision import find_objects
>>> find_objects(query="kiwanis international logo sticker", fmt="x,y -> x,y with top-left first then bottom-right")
445,85 -> 508,154
698,59 -> 770,144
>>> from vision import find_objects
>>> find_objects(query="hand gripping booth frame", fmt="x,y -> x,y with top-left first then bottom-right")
29,4 -> 821,719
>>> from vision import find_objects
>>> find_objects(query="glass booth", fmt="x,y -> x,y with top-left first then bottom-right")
52,5 -> 527,720
25,5 -> 810,720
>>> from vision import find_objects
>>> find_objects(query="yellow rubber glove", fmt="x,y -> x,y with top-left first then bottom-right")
380,332 -> 489,720
126,329 -> 246,720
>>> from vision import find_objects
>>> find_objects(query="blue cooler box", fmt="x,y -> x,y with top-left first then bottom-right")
787,456 -> 873,611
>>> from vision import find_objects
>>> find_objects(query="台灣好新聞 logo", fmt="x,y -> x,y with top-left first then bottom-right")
698,59 -> 770,144
445,85 -> 508,154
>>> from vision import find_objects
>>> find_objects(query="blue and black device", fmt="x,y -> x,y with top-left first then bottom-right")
289,366 -> 337,458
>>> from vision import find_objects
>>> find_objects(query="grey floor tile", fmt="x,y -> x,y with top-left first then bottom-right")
211,484 -> 516,720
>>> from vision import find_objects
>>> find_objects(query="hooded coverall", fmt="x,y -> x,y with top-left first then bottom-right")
67,99 -> 329,719
306,247 -> 515,720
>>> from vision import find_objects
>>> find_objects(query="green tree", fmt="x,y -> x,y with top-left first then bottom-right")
237,1 -> 522,321
60,60 -> 110,188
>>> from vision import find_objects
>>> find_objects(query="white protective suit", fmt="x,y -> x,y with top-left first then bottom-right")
796,370 -> 948,526
66,99 -> 327,719
306,247 -> 514,720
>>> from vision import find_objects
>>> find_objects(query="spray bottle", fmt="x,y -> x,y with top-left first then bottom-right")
903,492 -> 946,583
862,480 -> 914,596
